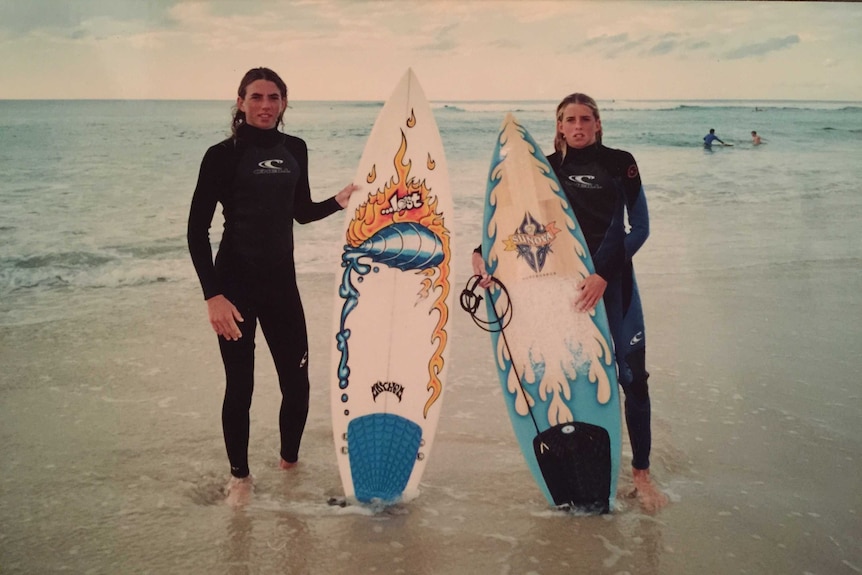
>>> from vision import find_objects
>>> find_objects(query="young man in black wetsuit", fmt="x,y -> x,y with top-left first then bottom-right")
188,67 -> 357,506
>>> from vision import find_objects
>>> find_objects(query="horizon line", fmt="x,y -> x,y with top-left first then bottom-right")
1,97 -> 861,104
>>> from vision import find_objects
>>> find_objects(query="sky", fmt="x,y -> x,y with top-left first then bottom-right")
1,0 -> 860,102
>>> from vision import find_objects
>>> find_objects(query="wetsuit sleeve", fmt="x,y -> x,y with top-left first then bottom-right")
588,147 -> 632,281
286,137 -> 343,224
620,152 -> 649,259
187,144 -> 228,300
589,196 -> 626,281
626,186 -> 649,259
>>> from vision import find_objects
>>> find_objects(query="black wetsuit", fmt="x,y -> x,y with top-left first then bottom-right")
548,143 -> 653,471
188,123 -> 342,478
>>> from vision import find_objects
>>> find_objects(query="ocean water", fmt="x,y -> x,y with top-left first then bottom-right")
1,99 -> 861,574
1,99 -> 860,323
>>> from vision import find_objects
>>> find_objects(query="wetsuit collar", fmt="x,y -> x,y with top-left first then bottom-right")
562,142 -> 600,166
236,123 -> 283,147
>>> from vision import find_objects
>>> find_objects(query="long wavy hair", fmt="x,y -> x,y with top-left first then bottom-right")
554,92 -> 602,159
230,67 -> 288,138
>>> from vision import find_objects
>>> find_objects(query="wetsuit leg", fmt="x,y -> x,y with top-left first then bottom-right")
619,269 -> 651,471
619,347 -> 651,470
218,303 -> 259,479
603,276 -> 652,470
258,284 -> 310,464
601,276 -> 625,384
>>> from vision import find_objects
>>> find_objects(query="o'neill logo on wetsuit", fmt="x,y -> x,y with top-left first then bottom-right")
254,159 -> 291,174
567,174 -> 601,189
371,380 -> 405,402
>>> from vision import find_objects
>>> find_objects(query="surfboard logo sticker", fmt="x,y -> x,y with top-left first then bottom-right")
504,212 -> 560,273
371,380 -> 405,402
336,119 -> 451,418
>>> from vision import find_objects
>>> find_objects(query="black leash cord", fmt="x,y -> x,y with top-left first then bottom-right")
459,274 -> 541,436
459,275 -> 513,333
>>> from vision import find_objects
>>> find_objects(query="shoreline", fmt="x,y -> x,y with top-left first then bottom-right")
0,257 -> 860,573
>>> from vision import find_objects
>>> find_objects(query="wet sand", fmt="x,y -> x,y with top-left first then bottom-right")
1,261 -> 860,574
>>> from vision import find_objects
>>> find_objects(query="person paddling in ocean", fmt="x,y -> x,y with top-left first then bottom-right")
472,93 -> 668,513
751,130 -> 762,145
703,128 -> 726,148
187,67 -> 358,506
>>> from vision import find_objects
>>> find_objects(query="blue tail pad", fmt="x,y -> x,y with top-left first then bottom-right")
347,413 -> 422,503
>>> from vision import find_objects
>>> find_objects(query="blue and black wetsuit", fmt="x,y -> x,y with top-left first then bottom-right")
548,143 -> 654,471
188,123 -> 342,478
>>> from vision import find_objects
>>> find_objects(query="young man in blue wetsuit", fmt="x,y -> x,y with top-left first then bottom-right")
188,67 -> 358,506
703,128 -> 725,148
472,93 -> 668,512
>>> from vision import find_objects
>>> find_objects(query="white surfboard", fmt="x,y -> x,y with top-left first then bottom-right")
331,69 -> 453,505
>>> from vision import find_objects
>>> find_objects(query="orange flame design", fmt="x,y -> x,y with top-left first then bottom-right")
347,121 -> 451,418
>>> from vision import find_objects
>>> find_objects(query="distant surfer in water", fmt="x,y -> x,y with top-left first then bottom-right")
472,93 -> 668,512
188,67 -> 358,506
751,130 -> 762,145
703,128 -> 726,148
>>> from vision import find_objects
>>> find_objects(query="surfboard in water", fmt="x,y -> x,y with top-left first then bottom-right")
331,69 -> 453,505
478,113 -> 621,513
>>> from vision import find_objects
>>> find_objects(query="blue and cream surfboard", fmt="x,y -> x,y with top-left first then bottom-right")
480,113 -> 621,513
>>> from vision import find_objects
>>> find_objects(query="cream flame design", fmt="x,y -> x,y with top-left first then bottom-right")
488,117 -> 614,425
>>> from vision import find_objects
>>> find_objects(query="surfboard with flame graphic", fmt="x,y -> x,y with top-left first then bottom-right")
332,69 -> 452,505
480,114 -> 621,512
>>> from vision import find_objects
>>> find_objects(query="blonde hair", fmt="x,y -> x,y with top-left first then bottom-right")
554,93 -> 602,158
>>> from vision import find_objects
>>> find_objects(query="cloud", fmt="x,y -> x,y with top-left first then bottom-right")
489,38 -> 520,49
419,23 -> 460,52
647,39 -> 677,56
723,34 -> 800,60
574,32 -> 691,59
582,33 -> 630,48
615,36 -> 650,55
566,32 -> 640,58
0,0 -> 179,36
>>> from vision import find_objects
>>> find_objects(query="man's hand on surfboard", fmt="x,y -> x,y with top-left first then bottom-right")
206,294 -> 244,341
335,183 -> 360,209
574,274 -> 607,312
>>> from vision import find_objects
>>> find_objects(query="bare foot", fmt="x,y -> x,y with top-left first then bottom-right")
631,468 -> 668,513
225,475 -> 254,507
279,458 -> 298,470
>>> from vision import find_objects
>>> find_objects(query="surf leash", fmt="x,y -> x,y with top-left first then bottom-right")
460,275 -> 541,436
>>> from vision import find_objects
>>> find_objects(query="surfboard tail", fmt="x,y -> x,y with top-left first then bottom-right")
347,413 -> 423,503
533,422 -> 612,514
